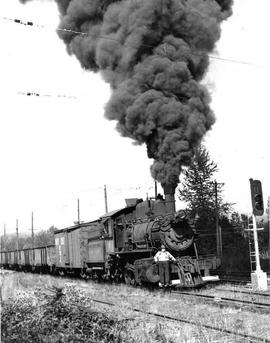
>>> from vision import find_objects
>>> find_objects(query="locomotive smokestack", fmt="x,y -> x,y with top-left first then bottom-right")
162,183 -> 176,214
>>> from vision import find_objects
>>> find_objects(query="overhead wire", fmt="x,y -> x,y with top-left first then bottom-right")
0,13 -> 257,99
0,15 -> 257,67
17,91 -> 76,99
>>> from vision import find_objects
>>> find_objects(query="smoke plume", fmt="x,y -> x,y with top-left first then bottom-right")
20,0 -> 233,188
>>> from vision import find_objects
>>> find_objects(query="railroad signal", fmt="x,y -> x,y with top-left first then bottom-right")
249,179 -> 264,216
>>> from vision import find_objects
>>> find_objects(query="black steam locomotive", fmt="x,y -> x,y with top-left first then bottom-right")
0,188 -> 220,288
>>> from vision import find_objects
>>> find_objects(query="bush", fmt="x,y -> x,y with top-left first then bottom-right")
1,284 -> 127,343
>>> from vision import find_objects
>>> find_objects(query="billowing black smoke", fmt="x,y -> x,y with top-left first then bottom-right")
20,0 -> 233,189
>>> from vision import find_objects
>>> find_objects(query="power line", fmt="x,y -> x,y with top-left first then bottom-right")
0,15 -> 257,67
17,91 -> 76,99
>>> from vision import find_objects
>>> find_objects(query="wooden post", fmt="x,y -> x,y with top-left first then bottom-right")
154,181 -> 157,199
77,199 -> 80,224
4,224 -> 6,251
16,220 -> 19,252
31,212 -> 34,250
16,219 -> 19,264
31,212 -> 35,262
267,197 -> 270,272
104,185 -> 108,214
214,181 -> 222,259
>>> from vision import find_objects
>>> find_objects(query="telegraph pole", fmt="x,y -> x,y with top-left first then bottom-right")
4,224 -> 6,251
104,185 -> 108,214
31,212 -> 34,250
16,219 -> 19,256
214,181 -> 223,260
267,196 -> 270,270
154,181 -> 158,199
77,199 -> 80,224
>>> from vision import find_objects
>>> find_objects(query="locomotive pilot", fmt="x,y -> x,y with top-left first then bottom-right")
154,244 -> 176,287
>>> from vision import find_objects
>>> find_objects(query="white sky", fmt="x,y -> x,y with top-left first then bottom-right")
0,0 -> 269,235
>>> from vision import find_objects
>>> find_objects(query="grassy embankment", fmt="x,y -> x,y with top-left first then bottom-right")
1,271 -> 270,342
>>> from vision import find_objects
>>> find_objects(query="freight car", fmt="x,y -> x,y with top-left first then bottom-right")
0,189 -> 220,288
0,245 -> 55,273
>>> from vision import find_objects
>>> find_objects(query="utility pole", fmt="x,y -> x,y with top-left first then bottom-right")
31,212 -> 34,250
31,212 -> 35,263
154,180 -> 157,199
104,185 -> 108,214
16,219 -> 19,264
214,181 -> 222,260
4,223 -> 6,251
77,199 -> 80,224
267,196 -> 270,270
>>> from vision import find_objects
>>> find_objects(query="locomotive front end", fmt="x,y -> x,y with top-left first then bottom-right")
129,184 -> 204,287
132,211 -> 203,287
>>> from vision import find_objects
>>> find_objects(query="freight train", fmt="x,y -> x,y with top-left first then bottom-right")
0,187 -> 220,288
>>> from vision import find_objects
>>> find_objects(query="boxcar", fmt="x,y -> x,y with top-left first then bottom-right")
9,251 -> 15,268
0,251 -> 8,268
54,219 -> 114,275
46,245 -> 56,273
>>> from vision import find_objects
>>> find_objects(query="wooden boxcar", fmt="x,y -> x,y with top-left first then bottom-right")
0,251 -> 8,267
54,220 -> 105,274
53,206 -> 136,276
46,245 -> 56,272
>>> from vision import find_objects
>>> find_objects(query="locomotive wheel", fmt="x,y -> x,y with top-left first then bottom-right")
80,272 -> 87,279
58,269 -> 65,277
124,271 -> 136,286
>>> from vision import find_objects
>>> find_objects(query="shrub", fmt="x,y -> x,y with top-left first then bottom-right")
1,284 -> 127,343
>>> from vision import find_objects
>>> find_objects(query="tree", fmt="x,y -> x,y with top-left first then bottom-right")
0,226 -> 57,251
34,226 -> 55,247
178,144 -> 232,232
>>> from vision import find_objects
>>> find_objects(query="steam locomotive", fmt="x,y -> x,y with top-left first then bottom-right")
0,187 -> 220,288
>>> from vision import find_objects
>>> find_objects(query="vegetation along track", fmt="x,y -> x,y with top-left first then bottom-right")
171,290 -> 270,314
89,296 -> 270,343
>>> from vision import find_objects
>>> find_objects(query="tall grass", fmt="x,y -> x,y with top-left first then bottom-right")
1,271 -> 270,343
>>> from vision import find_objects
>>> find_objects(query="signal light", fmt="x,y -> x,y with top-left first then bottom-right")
249,179 -> 264,216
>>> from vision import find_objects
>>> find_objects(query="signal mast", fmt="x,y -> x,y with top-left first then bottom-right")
249,179 -> 268,291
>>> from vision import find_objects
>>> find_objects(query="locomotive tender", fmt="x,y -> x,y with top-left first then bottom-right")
0,186 -> 220,287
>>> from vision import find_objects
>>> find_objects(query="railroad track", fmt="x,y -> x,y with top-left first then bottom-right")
219,278 -> 250,285
218,273 -> 270,286
215,271 -> 251,284
171,290 -> 270,314
89,296 -> 270,343
214,287 -> 270,298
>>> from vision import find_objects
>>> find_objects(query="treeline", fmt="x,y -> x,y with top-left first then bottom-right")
0,226 -> 56,251
178,144 -> 270,272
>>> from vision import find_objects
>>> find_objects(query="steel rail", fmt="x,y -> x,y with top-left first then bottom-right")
90,297 -> 270,343
214,287 -> 270,298
171,290 -> 270,311
219,278 -> 250,284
